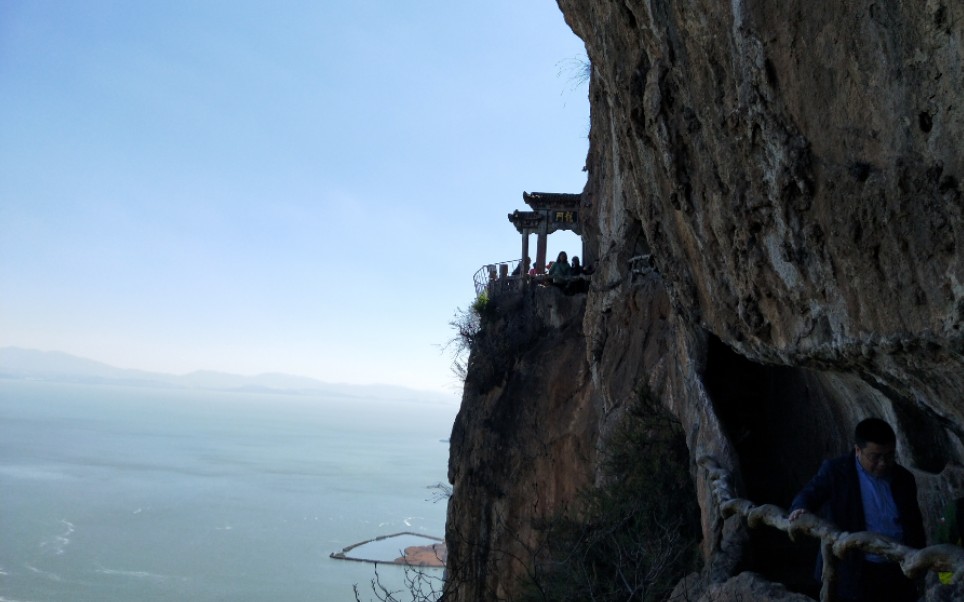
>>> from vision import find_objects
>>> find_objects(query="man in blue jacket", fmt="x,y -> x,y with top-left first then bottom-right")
789,418 -> 925,602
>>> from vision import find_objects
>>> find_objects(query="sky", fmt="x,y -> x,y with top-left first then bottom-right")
0,1 -> 589,397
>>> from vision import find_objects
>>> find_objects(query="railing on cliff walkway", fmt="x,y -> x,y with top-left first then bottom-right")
473,257 -> 609,298
473,259 -> 526,297
473,253 -> 660,297
700,456 -> 964,601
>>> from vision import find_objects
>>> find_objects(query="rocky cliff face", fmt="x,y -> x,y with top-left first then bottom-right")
445,288 -> 597,600
445,1 -> 963,600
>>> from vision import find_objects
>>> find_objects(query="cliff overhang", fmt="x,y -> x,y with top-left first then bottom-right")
444,2 -> 963,600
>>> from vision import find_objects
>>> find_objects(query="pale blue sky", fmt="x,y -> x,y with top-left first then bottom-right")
0,2 -> 589,396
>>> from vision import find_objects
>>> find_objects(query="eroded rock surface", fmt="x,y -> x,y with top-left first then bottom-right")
444,2 -> 963,600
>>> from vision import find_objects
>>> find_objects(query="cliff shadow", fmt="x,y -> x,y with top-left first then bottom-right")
702,334 -> 844,596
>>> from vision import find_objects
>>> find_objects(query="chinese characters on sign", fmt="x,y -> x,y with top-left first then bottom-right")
553,211 -> 577,224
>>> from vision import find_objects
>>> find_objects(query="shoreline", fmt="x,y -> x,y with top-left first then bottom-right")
330,532 -> 447,568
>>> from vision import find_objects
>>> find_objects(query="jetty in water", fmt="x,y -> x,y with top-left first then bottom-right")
330,532 -> 446,568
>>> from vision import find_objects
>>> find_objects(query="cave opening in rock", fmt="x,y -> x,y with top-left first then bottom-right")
702,333 -> 839,596
881,385 -> 952,475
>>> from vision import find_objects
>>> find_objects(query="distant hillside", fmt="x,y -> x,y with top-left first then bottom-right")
0,347 -> 454,403
0,347 -> 163,383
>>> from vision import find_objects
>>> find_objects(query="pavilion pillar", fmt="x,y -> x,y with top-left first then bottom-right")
521,232 -> 530,275
535,228 -> 548,274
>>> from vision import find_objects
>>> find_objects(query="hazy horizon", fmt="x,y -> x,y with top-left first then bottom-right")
0,346 -> 459,401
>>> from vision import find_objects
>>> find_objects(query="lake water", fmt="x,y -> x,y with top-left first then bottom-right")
0,379 -> 458,601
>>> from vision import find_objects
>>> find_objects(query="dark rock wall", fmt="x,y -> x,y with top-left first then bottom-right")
445,1 -> 963,600
566,0 -> 963,412
558,0 -> 964,527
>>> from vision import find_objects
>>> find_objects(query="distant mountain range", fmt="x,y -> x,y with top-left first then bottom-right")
0,347 -> 455,402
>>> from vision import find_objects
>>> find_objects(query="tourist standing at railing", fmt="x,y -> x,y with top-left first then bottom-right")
547,251 -> 571,283
571,256 -> 582,276
788,418 -> 925,602
512,257 -> 530,277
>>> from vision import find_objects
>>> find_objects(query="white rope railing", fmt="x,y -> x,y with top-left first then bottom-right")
699,456 -> 964,601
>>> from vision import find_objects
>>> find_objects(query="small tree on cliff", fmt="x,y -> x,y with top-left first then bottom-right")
519,389 -> 702,601
444,292 -> 490,381
352,563 -> 442,602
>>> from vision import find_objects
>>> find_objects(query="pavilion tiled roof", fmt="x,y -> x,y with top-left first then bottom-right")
507,210 -> 543,234
522,191 -> 581,210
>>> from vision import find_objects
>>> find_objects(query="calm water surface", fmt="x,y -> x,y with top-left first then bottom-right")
0,379 -> 456,601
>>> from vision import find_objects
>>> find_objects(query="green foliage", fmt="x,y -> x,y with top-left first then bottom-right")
443,293 -> 491,382
471,291 -> 490,317
521,390 -> 702,601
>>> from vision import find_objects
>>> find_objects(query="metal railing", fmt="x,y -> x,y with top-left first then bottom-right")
472,258 -> 601,298
700,456 -> 964,601
473,259 -> 525,297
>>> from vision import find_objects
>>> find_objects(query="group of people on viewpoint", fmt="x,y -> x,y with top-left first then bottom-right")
788,417 -> 964,602
510,252 -> 593,293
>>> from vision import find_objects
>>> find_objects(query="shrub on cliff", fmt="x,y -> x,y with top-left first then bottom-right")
352,563 -> 442,602
444,292 -> 491,381
521,390 -> 702,601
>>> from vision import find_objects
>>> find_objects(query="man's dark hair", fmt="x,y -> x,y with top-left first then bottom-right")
854,418 -> 897,447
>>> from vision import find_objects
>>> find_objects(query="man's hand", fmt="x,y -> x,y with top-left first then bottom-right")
788,508 -> 808,521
